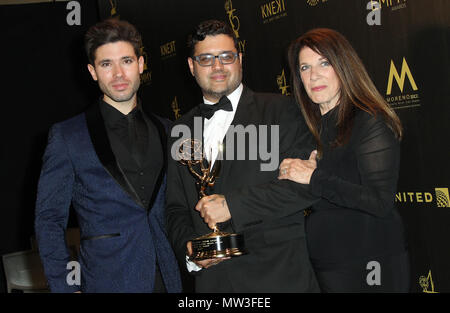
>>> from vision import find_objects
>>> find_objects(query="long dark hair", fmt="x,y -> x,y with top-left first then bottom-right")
288,28 -> 402,157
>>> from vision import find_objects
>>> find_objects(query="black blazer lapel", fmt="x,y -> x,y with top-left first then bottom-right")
182,106 -> 204,149
215,87 -> 255,192
143,111 -> 169,210
84,103 -> 143,206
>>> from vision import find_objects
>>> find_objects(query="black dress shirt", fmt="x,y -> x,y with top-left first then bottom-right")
99,100 -> 163,209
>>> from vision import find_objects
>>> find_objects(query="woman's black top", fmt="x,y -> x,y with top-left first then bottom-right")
306,107 -> 408,266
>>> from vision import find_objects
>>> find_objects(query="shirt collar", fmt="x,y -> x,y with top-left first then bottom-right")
203,83 -> 243,112
99,98 -> 141,128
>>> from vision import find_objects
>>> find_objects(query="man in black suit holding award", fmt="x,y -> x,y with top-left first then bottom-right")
166,20 -> 319,292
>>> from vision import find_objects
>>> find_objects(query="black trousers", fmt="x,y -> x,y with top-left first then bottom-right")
311,250 -> 410,293
153,263 -> 167,293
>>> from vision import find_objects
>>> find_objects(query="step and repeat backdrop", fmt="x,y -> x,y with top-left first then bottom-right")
0,0 -> 448,293
96,0 -> 449,293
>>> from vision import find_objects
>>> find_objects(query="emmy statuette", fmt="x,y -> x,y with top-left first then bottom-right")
177,139 -> 247,261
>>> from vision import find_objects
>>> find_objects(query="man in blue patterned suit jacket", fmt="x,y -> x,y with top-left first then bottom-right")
35,19 -> 181,293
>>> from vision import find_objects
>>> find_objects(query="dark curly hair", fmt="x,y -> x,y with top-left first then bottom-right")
187,20 -> 238,57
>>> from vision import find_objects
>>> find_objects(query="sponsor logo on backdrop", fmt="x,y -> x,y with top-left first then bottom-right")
261,0 -> 288,24
435,188 -> 450,208
306,0 -> 328,7
171,96 -> 181,120
366,1 -> 381,26
109,0 -> 119,18
160,40 -> 176,60
419,270 -> 439,293
395,188 -> 449,208
225,0 -> 246,54
385,57 -> 420,110
140,46 -> 151,86
277,69 -> 291,96
375,0 -> 407,11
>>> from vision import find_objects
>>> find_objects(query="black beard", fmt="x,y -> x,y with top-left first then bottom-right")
200,74 -> 242,102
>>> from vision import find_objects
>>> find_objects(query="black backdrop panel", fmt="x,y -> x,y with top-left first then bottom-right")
0,0 -> 99,292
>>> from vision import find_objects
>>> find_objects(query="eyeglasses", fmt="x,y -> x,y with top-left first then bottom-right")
193,52 -> 239,67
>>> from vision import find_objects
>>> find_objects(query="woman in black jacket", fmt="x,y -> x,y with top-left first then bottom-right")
279,28 -> 410,292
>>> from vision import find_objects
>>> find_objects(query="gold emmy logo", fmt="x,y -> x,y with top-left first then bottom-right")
224,0 -> 246,53
419,270 -> 438,293
386,57 -> 418,95
109,0 -> 119,18
140,47 -> 148,71
277,69 -> 290,96
435,188 -> 450,208
306,0 -> 328,7
171,96 -> 181,120
140,46 -> 151,85
225,0 -> 240,39
307,0 -> 319,6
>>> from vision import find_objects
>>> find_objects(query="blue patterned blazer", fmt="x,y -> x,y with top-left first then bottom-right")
35,102 -> 182,293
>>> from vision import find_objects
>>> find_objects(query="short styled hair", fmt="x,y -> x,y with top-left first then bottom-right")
187,20 -> 238,57
84,18 -> 142,65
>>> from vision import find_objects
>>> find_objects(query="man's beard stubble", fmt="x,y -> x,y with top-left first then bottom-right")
197,69 -> 242,101
99,78 -> 141,103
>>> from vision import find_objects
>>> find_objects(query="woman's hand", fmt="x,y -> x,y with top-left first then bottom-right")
278,150 -> 318,184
